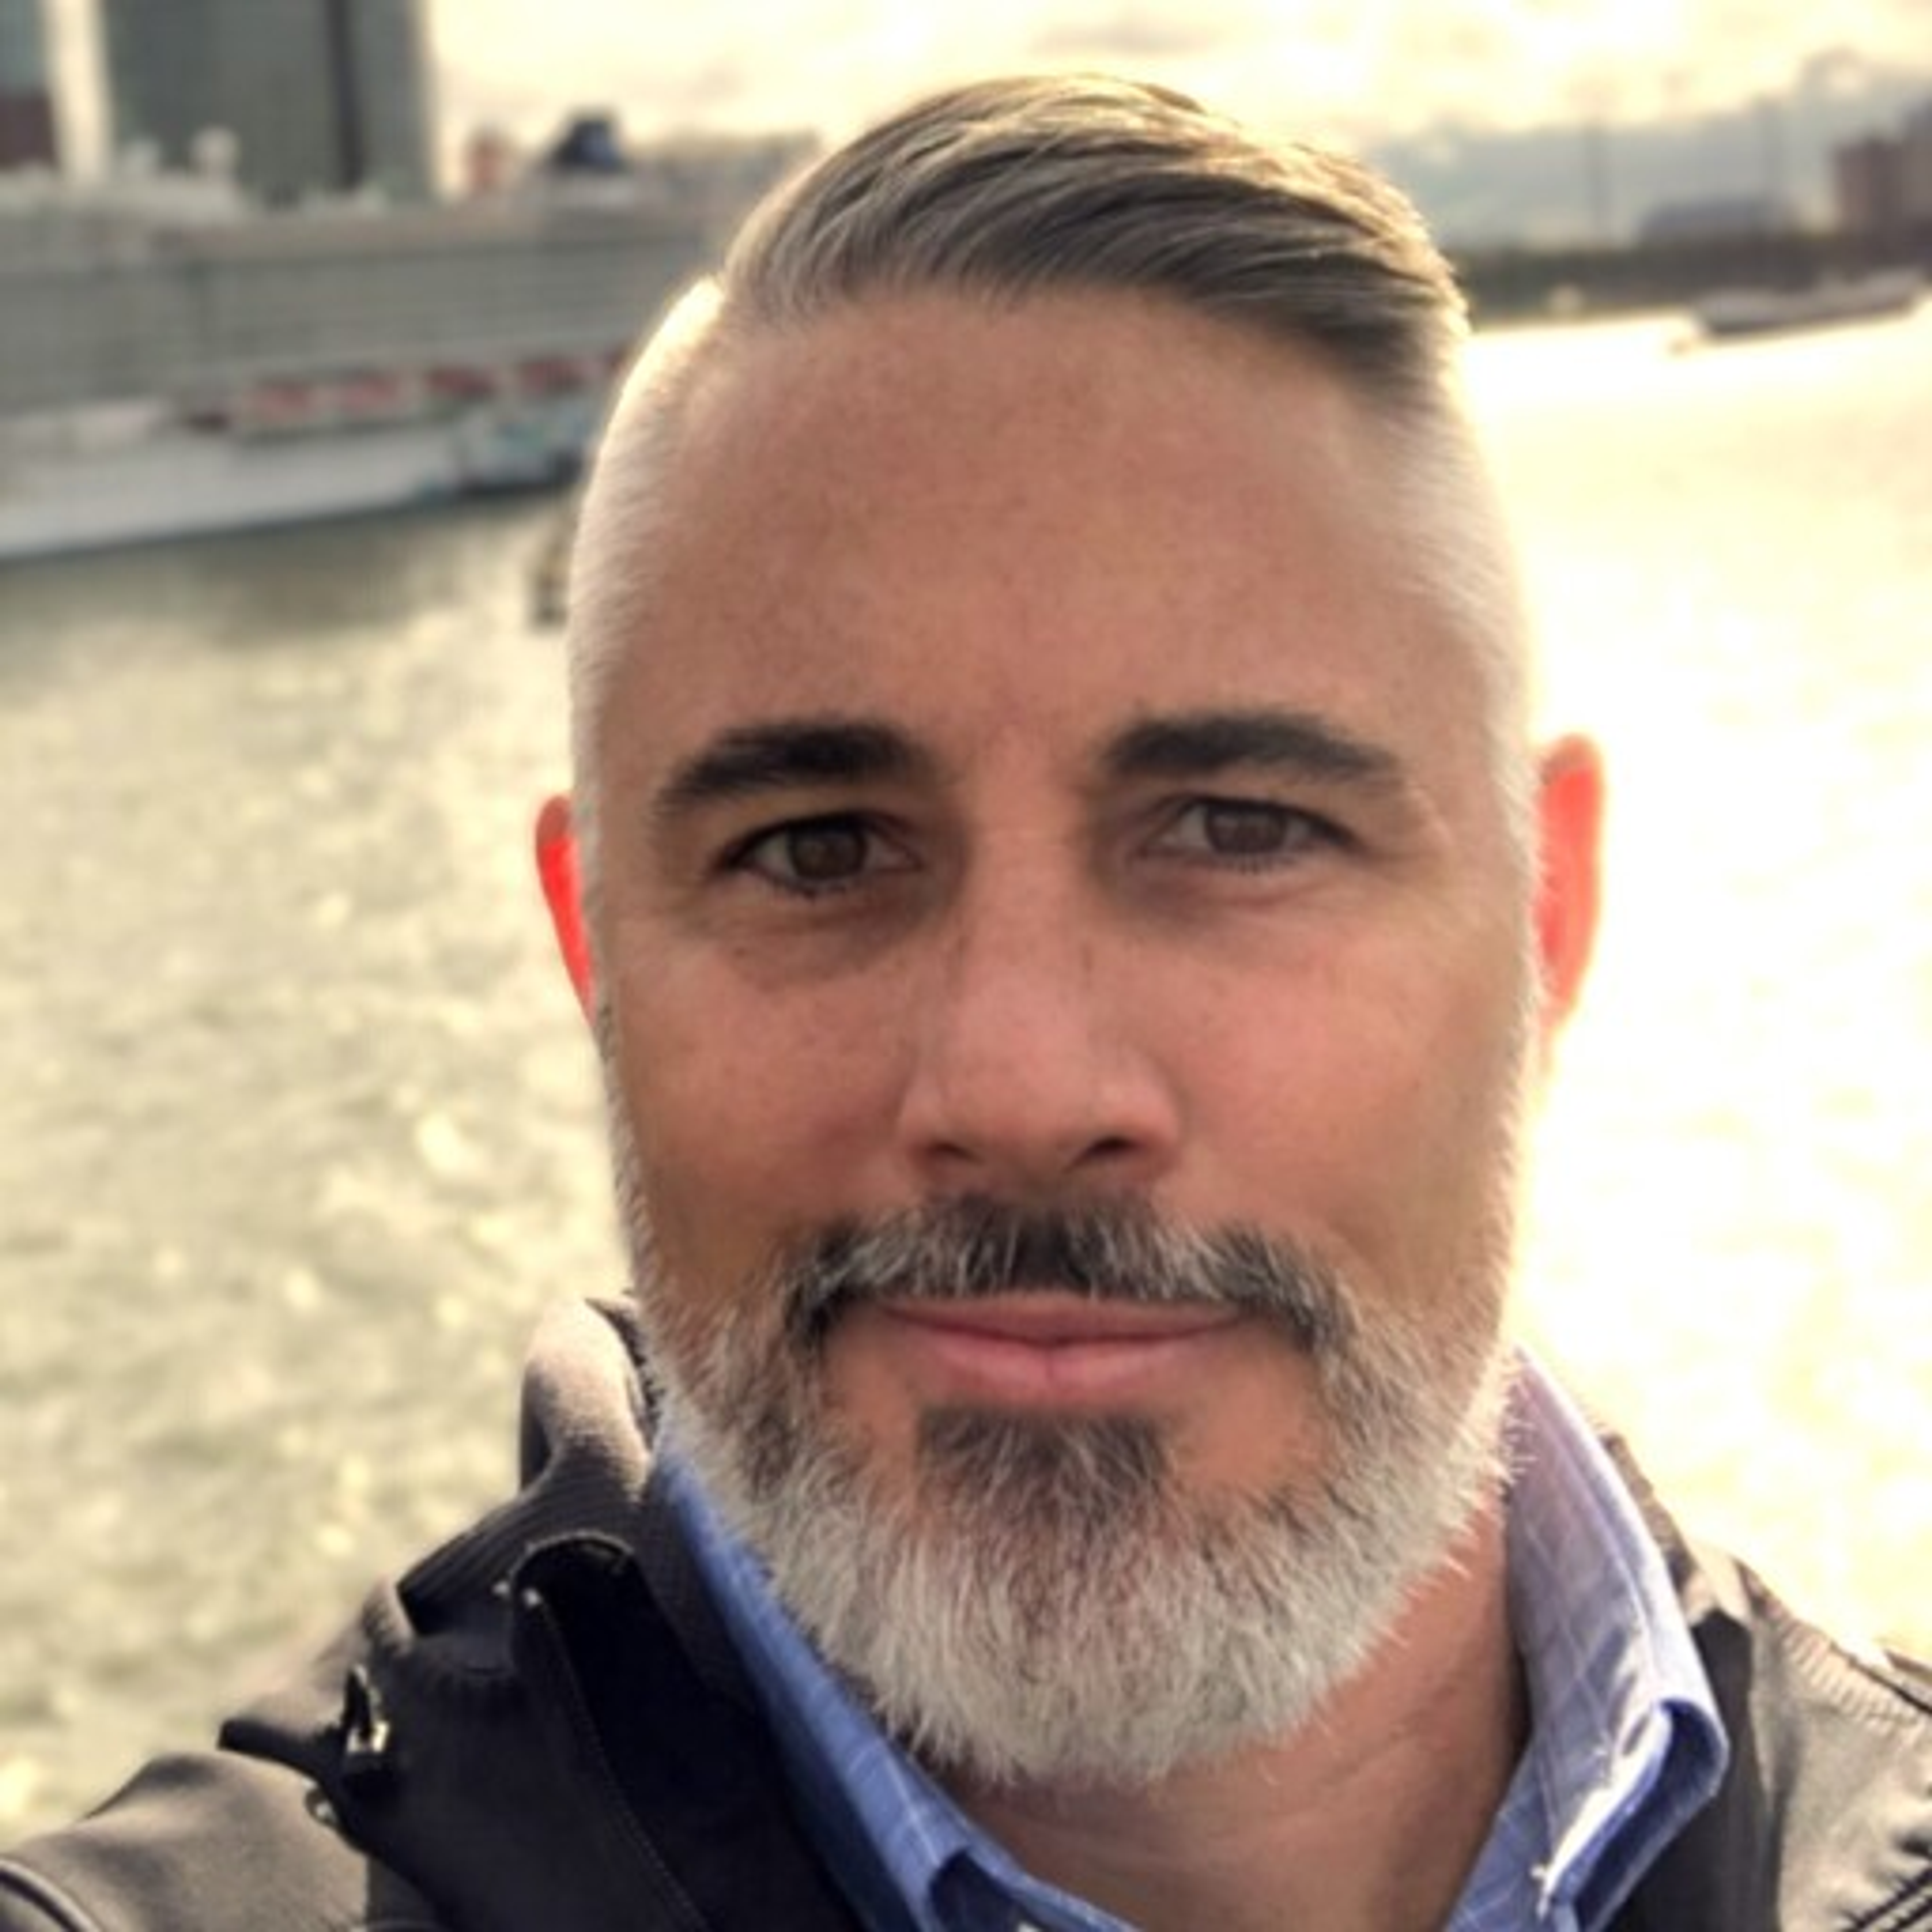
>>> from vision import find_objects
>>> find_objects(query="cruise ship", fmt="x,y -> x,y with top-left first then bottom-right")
0,125 -> 809,561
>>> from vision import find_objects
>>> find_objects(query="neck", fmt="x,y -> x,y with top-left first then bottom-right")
948,1504 -> 1524,1932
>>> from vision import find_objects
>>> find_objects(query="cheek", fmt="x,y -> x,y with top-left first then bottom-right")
1170,933 -> 1528,1273
606,942 -> 912,1272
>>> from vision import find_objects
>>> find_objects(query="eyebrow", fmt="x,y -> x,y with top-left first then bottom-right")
653,717 -> 930,822
1104,708 -> 1406,791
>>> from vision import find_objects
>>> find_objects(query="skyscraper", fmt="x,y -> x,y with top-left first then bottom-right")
100,0 -> 436,203
0,0 -> 58,170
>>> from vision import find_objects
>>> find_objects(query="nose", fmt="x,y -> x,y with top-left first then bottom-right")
893,861 -> 1181,1198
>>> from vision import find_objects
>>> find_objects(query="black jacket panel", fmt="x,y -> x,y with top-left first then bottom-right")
1612,1491 -> 1932,1930
0,1747 -> 443,1931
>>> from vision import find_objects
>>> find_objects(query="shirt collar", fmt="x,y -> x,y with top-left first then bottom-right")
657,1455 -> 975,1931
1498,1361 -> 1729,1926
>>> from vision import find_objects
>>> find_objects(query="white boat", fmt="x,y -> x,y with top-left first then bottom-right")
1693,269 -> 1923,341
0,128 -> 811,561
2,414 -> 449,562
0,380 -> 605,564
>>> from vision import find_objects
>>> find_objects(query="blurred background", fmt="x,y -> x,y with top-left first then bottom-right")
2,0 -> 1927,1844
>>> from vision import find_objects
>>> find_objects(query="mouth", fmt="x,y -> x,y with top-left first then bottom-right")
854,1291 -> 1251,1409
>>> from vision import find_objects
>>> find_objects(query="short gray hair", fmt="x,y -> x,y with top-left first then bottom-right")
722,74 -> 1466,397
568,74 -> 1533,875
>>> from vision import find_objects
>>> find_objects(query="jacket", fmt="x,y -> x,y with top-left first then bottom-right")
3,1297 -> 1928,1930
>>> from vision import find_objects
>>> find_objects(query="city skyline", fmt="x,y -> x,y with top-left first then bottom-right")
0,0 -> 57,166
95,0 -> 435,202
38,0 -> 1932,183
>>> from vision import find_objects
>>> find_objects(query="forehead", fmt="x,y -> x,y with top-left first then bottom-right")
596,291 -> 1488,784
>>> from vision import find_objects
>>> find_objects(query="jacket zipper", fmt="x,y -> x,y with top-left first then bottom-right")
516,1579 -> 715,1932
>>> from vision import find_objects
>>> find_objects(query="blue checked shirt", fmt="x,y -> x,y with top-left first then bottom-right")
659,1357 -> 1728,1932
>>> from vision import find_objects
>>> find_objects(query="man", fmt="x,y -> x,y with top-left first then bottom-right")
3,73 -> 1926,1932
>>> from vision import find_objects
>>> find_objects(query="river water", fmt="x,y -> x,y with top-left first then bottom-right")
1,306 -> 1927,1838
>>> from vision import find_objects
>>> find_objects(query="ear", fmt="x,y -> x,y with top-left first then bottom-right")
534,794 -> 595,1022
1531,734 -> 1603,1044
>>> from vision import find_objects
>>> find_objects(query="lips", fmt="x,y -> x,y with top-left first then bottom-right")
882,1292 -> 1242,1345
857,1292 -> 1250,1408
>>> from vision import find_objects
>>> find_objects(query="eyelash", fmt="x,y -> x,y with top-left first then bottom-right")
724,814 -> 900,898
1150,796 -> 1345,868
720,795 -> 1346,901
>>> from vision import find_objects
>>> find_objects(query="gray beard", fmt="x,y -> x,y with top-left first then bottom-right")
624,1181 -> 1520,1791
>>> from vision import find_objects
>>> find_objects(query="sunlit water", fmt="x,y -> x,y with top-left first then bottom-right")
2,306 -> 1927,1838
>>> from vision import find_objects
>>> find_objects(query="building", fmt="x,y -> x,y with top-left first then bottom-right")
0,0 -> 57,170
100,0 -> 436,204
1898,101 -> 1932,227
1831,102 -> 1932,238
1834,134 -> 1904,237
461,124 -> 521,199
1636,193 -> 1793,244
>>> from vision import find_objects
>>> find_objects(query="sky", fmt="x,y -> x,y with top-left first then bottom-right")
41,0 -> 1932,178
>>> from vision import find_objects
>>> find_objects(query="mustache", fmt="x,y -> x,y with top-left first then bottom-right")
773,1196 -> 1355,1354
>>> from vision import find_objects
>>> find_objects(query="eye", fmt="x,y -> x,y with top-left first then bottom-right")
1152,797 -> 1337,866
729,815 -> 908,896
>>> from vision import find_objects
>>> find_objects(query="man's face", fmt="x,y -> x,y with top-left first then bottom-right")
578,291 -> 1584,1781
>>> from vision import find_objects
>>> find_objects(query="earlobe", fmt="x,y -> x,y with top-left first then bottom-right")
1532,735 -> 1604,1039
534,794 -> 596,1022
